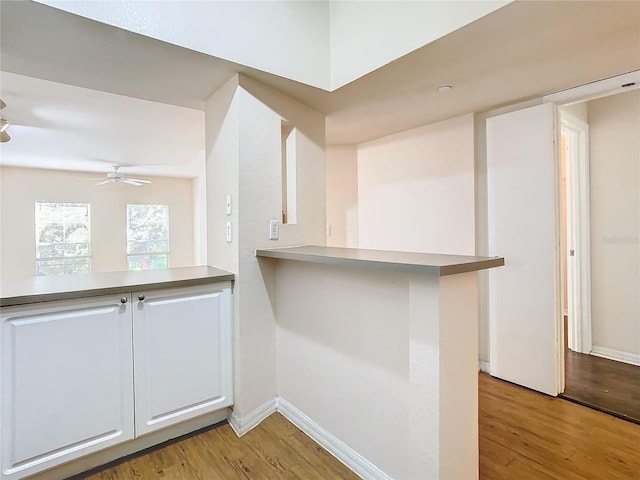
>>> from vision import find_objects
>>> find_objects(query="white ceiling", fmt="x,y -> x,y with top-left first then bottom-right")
0,71 -> 205,177
0,0 -> 639,175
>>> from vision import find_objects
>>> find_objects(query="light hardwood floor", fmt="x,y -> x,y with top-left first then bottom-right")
479,373 -> 640,479
72,373 -> 640,479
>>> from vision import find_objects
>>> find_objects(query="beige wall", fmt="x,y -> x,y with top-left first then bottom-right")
357,113 -> 476,255
275,261 -> 480,479
325,145 -> 358,247
205,74 -> 326,419
588,89 -> 640,357
0,166 -> 196,278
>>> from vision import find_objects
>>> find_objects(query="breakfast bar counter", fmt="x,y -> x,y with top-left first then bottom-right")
257,245 -> 503,479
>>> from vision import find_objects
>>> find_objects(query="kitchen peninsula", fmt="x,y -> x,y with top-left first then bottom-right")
0,266 -> 233,480
257,245 -> 504,480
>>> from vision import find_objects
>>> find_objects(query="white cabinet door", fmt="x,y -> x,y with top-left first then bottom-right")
486,103 -> 562,396
133,283 -> 233,435
1,295 -> 134,480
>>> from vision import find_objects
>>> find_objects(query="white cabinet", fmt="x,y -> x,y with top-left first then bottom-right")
1,281 -> 233,480
133,284 -> 233,435
0,295 -> 134,480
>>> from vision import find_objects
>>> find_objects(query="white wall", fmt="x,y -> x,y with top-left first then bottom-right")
277,262 -> 411,477
205,76 -> 240,276
329,1 -> 510,89
204,74 -> 326,419
41,0 -> 510,91
0,166 -> 196,278
588,89 -> 640,357
40,0 -> 331,91
275,261 -> 480,479
357,113 -> 476,255
325,145 -> 358,247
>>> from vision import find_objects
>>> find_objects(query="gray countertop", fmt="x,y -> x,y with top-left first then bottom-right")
256,245 -> 504,276
0,265 -> 234,307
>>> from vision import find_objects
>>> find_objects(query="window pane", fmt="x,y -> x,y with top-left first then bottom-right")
37,258 -> 90,276
127,254 -> 168,271
127,240 -> 147,254
36,202 -> 91,276
66,224 -> 89,243
38,224 -> 64,244
64,243 -> 89,257
126,204 -> 169,271
149,240 -> 168,252
37,244 -> 60,259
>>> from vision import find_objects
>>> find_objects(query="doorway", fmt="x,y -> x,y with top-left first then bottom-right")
558,90 -> 640,424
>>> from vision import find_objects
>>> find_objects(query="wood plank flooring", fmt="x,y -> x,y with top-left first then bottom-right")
480,372 -> 640,480
71,374 -> 640,480
72,413 -> 360,480
561,349 -> 640,424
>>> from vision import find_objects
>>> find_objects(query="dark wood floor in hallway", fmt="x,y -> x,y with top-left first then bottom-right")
562,349 -> 640,424
72,373 -> 640,480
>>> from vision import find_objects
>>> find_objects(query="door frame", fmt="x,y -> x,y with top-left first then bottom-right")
543,70 -> 639,394
560,111 -> 592,354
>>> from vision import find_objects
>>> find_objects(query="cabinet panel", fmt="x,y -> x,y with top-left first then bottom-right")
1,296 -> 134,480
133,283 -> 232,435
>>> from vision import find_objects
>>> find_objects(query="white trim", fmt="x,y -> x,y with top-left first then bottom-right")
544,70 -> 640,105
560,112 -> 592,355
277,398 -> 392,480
591,346 -> 640,367
478,360 -> 490,373
227,398 -> 277,437
228,397 -> 391,480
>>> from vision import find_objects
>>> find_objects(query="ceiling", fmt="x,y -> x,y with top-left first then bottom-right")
0,0 -> 639,175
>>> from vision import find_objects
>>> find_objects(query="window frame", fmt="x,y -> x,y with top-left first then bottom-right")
35,201 -> 92,276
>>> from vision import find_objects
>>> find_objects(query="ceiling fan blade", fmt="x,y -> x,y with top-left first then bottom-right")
94,179 -> 112,185
0,99 -> 5,110
126,178 -> 151,184
122,179 -> 144,186
0,131 -> 10,143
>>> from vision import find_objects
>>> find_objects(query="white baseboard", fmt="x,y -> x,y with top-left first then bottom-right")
591,346 -> 640,367
478,360 -> 490,373
229,397 -> 391,480
277,398 -> 392,480
228,398 -> 277,436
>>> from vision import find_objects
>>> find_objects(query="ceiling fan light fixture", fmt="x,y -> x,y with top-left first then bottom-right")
94,166 -> 152,186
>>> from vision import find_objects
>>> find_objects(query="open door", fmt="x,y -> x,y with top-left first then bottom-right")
486,103 -> 562,396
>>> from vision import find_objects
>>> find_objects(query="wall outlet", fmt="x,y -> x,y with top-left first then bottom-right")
269,219 -> 279,240
226,222 -> 232,242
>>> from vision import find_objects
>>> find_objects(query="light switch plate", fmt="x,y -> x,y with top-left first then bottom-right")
225,194 -> 232,215
269,219 -> 279,240
226,222 -> 232,242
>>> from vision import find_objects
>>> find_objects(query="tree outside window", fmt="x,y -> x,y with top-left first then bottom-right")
35,202 -> 91,276
127,204 -> 169,270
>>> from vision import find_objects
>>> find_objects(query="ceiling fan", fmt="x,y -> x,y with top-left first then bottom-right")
0,99 -> 10,143
91,166 -> 151,186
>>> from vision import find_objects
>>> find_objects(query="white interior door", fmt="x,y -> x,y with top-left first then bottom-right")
487,103 -> 562,396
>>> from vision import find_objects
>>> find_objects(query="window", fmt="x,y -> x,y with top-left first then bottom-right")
35,202 -> 91,276
127,204 -> 169,270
